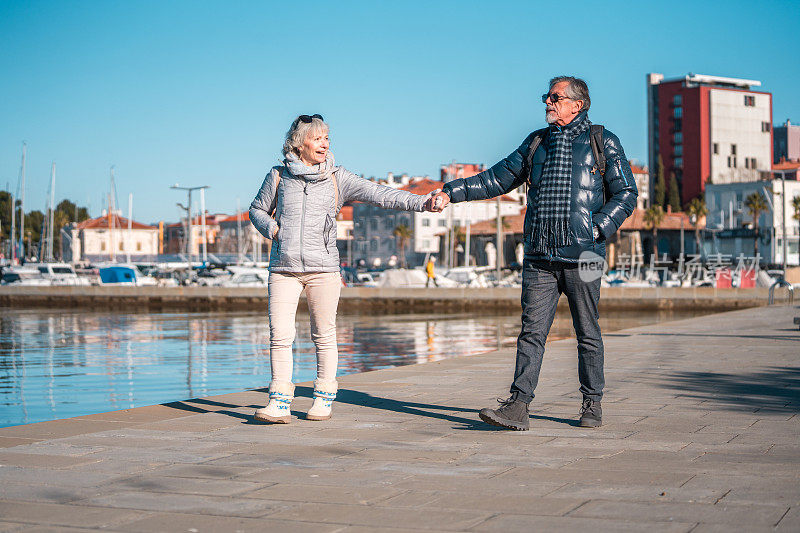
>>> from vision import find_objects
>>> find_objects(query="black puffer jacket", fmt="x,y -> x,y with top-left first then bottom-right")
442,112 -> 638,262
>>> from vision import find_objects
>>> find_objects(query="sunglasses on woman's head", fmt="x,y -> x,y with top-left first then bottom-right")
541,93 -> 571,104
297,114 -> 324,123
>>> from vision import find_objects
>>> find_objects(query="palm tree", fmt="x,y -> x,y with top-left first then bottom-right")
643,205 -> 665,258
685,197 -> 708,257
392,224 -> 413,268
744,192 -> 768,259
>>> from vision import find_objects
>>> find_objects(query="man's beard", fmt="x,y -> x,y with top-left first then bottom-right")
545,110 -> 558,124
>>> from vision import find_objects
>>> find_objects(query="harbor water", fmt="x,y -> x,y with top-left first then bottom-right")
0,307 -> 713,427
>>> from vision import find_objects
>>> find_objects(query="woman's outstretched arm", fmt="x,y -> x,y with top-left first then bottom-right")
337,168 -> 429,212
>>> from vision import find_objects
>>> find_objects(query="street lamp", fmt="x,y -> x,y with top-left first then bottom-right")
170,184 -> 209,265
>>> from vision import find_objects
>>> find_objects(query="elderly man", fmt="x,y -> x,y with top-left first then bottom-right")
430,76 -> 637,430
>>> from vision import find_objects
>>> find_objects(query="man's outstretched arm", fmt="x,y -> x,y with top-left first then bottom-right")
431,133 -> 535,211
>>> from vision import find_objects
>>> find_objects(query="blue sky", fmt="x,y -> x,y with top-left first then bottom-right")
2,0 -> 799,224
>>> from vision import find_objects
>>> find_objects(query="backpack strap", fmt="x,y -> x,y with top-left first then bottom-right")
589,124 -> 605,177
268,168 -> 281,218
332,170 -> 339,213
522,128 -> 548,185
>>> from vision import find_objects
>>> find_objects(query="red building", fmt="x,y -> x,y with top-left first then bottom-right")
647,73 -> 773,206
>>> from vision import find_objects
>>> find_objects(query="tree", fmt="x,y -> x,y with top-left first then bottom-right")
668,173 -> 682,213
685,197 -> 708,257
643,205 -> 665,258
392,224 -> 413,268
654,155 -> 666,209
744,192 -> 768,259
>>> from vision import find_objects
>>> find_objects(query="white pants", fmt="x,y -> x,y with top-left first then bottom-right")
268,271 -> 341,383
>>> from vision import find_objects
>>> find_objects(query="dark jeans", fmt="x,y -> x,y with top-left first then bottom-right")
510,258 -> 604,403
426,276 -> 438,287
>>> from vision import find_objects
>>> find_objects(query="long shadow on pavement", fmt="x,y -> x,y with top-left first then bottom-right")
649,365 -> 800,414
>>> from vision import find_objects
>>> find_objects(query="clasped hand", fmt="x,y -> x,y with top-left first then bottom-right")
423,189 -> 450,212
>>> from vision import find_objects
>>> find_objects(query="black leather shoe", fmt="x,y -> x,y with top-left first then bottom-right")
479,396 -> 530,431
579,398 -> 602,428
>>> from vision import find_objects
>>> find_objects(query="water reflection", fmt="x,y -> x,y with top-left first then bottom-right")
0,308 -> 710,427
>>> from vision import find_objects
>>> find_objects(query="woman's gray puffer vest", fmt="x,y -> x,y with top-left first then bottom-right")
250,153 -> 427,273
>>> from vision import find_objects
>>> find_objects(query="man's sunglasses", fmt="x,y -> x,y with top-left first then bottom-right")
541,93 -> 571,104
297,114 -> 324,123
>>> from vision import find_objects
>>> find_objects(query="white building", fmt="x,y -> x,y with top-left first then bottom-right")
705,179 -> 800,266
630,163 -> 650,209
65,212 -> 160,263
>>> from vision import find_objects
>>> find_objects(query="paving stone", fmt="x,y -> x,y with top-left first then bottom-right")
0,438 -> 41,449
547,481 -> 727,504
0,501 -> 144,528
570,499 -> 789,527
80,491 -> 294,517
497,466 -> 693,486
113,512 -> 342,532
242,483 -> 401,505
103,475 -> 266,496
270,502 -> 491,530
470,513 -> 695,532
0,452 -> 100,469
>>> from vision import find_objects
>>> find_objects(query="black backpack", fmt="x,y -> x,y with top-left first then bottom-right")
522,124 -> 606,185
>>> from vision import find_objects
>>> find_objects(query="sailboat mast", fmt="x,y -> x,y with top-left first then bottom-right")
19,142 -> 26,260
9,188 -> 16,262
127,193 -> 132,264
47,162 -> 56,261
109,166 -> 116,261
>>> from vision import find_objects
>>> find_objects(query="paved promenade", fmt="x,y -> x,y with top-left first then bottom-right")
0,305 -> 798,531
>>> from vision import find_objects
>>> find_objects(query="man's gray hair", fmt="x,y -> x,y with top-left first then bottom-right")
549,76 -> 590,111
282,116 -> 329,157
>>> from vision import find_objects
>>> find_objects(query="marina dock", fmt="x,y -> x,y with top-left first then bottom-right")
0,305 -> 797,530
0,285 -> 782,312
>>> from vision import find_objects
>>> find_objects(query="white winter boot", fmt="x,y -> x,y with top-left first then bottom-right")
306,379 -> 338,421
253,381 -> 294,423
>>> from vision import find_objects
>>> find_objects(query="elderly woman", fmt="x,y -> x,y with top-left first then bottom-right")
249,114 -> 433,423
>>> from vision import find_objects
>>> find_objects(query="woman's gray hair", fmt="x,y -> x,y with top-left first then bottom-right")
282,116 -> 329,157
549,76 -> 590,111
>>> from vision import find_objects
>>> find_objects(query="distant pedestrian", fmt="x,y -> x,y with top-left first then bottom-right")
425,256 -> 438,287
429,77 -> 638,430
249,114 -> 436,423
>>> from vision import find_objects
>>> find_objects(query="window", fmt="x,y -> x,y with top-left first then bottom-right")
422,218 -> 430,227
674,157 -> 683,168
100,242 -> 106,252
674,145 -> 683,157
119,242 -> 124,251
713,143 -> 719,155
673,118 -> 682,132
136,242 -> 142,251
761,121 -> 771,132
370,240 -> 378,251
369,218 -> 378,231
672,94 -> 682,106
422,239 -> 431,248
673,132 -> 683,144
731,144 -> 737,155
728,156 -> 737,168
673,107 -> 682,119
438,219 -> 447,227
744,95 -> 755,107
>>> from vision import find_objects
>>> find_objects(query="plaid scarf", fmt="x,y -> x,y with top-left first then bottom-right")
530,113 -> 591,255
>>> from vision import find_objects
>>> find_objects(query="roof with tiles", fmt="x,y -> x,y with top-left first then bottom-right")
76,214 -> 155,230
